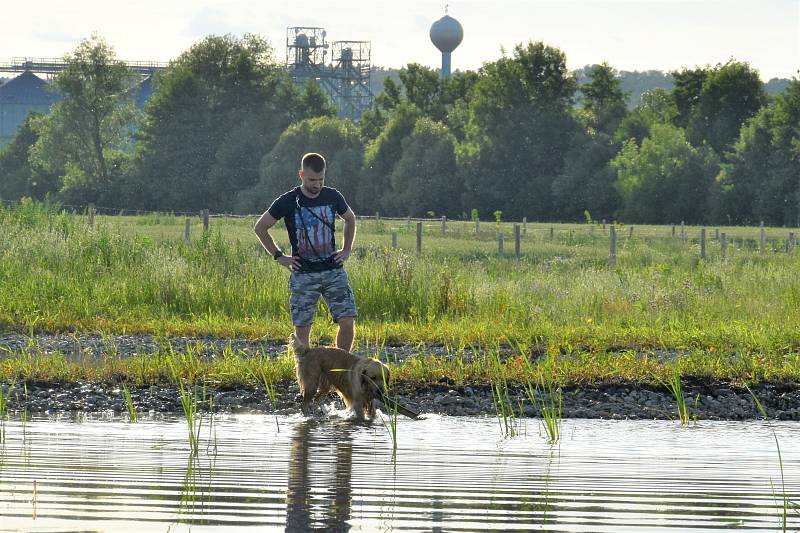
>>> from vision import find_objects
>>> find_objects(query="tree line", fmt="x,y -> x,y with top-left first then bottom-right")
0,33 -> 798,226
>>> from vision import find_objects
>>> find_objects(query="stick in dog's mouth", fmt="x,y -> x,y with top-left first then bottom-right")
364,377 -> 420,419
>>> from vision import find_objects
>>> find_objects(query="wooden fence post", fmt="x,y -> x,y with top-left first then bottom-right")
441,216 -> 446,235
184,218 -> 191,243
628,226 -> 634,239
391,231 -> 397,249
680,221 -> 686,243
87,203 -> 95,228
721,232 -> 727,258
202,209 -> 209,232
671,224 -> 675,239
475,218 -> 480,235
609,225 -> 617,268
789,232 -> 796,254
700,228 -> 706,259
760,221 -> 766,253
514,224 -> 521,261
549,227 -> 554,241
416,222 -> 422,254
498,232 -> 504,255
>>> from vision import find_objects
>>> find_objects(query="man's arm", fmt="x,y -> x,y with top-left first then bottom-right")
254,211 -> 300,271
334,207 -> 356,264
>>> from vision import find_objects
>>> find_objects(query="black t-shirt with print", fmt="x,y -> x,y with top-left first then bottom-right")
267,186 -> 349,271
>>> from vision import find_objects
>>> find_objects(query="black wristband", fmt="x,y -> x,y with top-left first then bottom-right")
273,249 -> 284,260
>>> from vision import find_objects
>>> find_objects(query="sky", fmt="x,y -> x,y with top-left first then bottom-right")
1,0 -> 798,80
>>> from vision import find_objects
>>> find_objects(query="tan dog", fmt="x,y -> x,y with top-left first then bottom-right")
290,335 -> 390,421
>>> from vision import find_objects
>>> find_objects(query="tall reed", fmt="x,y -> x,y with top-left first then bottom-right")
525,375 -> 562,444
169,360 -> 203,454
0,386 -> 7,445
122,383 -> 137,423
379,368 -> 399,452
488,349 -> 520,437
745,385 -> 798,531
661,368 -> 692,426
248,358 -> 280,432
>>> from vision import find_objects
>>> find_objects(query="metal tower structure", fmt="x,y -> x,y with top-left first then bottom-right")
286,27 -> 374,121
0,57 -> 167,77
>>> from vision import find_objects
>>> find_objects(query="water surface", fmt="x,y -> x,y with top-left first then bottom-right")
0,413 -> 798,531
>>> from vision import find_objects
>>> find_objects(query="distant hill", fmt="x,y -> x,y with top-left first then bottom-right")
370,65 -> 791,110
765,77 -> 792,95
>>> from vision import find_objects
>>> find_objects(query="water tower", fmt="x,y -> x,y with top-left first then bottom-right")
429,9 -> 463,77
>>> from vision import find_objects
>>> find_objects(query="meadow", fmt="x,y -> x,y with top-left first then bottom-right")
1,200 -> 799,386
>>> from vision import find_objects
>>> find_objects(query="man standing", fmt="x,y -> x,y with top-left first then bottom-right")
254,152 -> 358,351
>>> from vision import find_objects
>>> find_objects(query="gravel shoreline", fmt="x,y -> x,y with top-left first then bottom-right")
1,332 -> 799,420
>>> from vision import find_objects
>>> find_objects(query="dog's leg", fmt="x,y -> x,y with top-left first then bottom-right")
299,371 -> 320,416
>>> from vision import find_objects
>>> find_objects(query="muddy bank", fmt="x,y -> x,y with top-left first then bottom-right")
1,332 -> 798,420
1,379 -> 799,421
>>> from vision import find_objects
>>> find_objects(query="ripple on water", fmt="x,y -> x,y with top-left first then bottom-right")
0,414 -> 797,531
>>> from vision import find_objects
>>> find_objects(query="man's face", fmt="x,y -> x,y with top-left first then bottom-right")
299,168 -> 325,197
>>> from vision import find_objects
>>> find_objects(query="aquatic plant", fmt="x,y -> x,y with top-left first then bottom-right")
745,385 -> 799,531
169,360 -> 204,454
379,367 -> 399,452
525,375 -> 562,444
0,385 -> 7,445
122,383 -> 137,423
662,368 -> 691,426
248,356 -> 281,432
489,349 -> 521,437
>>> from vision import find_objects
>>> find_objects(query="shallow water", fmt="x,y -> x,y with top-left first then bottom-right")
0,412 -> 798,532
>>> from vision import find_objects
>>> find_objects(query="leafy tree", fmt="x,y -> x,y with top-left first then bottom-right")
358,102 -> 421,212
29,34 -> 137,204
399,64 -> 445,121
384,118 -> 461,217
460,41 -> 579,220
0,114 -> 58,200
612,123 -> 718,223
672,62 -> 766,154
236,116 -> 364,214
689,62 -> 766,154
552,130 -> 621,221
295,80 -> 338,121
360,67 -> 478,144
552,63 -> 627,220
671,67 -> 707,130
135,34 -> 302,211
615,88 -> 677,145
712,80 -> 800,225
579,63 -> 628,135
359,77 -> 403,142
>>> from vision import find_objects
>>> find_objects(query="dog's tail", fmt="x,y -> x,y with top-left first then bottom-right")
288,334 -> 310,358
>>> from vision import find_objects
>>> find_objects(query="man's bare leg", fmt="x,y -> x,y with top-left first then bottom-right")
336,317 -> 355,352
295,325 -> 312,347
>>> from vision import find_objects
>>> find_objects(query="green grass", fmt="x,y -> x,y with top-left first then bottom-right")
1,201 -> 800,385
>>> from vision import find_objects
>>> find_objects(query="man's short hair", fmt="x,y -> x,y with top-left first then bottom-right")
301,153 -> 326,174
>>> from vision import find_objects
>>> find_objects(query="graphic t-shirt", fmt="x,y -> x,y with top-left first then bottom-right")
267,186 -> 349,271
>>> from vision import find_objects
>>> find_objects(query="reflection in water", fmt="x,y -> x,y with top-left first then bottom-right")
0,416 -> 797,531
286,420 -> 353,532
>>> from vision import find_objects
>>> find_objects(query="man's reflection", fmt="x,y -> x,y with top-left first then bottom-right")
286,420 -> 354,532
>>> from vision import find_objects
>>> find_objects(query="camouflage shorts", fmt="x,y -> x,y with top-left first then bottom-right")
289,268 -> 357,326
